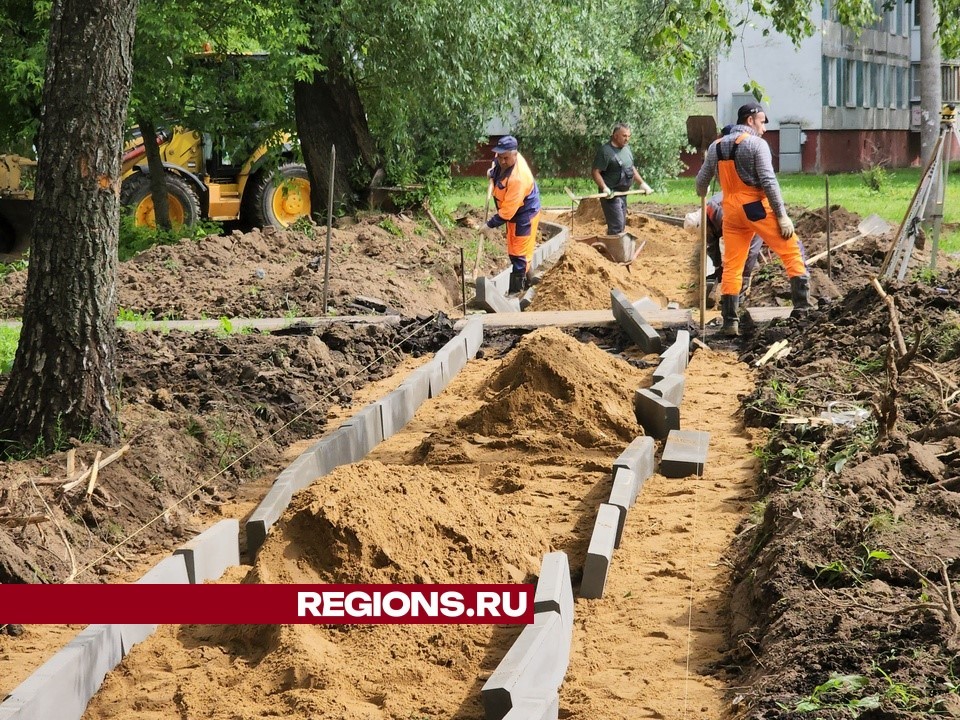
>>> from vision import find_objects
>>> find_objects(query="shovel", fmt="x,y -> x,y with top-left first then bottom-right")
472,178 -> 494,280
805,213 -> 891,266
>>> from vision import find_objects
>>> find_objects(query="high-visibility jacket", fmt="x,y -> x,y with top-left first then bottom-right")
489,153 -> 541,261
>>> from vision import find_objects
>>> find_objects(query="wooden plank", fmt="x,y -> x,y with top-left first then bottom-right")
457,308 -> 691,330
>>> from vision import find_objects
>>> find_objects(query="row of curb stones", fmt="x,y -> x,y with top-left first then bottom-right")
579,290 -> 712,601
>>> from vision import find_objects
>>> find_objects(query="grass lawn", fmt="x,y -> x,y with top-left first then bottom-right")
439,164 -> 960,254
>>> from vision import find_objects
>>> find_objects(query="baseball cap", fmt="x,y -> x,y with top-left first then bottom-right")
720,124 -> 734,137
492,135 -> 519,154
737,102 -> 766,124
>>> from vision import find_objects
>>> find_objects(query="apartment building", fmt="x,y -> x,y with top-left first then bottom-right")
686,0 -> 959,173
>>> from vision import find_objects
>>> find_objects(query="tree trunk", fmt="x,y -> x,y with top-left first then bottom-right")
0,0 -> 137,454
294,55 -> 379,217
137,116 -> 171,231
918,0 -> 942,166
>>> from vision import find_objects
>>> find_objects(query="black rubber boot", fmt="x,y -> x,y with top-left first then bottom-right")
790,275 -> 811,316
720,294 -> 740,337
507,271 -> 525,297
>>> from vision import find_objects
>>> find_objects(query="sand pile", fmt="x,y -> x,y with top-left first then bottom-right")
533,213 -> 699,311
455,327 -> 646,449
252,460 -> 549,586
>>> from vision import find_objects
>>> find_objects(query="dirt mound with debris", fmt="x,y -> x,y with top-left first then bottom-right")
742,205 -> 897,308
0,213 -> 501,320
0,316 -> 456,589
455,327 -> 646,448
727,272 -> 960,716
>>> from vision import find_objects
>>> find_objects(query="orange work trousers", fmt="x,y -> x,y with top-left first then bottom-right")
507,211 -> 541,268
718,156 -> 806,297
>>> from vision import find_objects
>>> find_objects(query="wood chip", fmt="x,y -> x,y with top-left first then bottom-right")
0,515 -> 49,527
85,450 -> 103,497
61,444 -> 131,493
755,340 -> 789,366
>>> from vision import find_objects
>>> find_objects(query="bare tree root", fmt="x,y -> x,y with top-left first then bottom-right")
813,548 -> 960,647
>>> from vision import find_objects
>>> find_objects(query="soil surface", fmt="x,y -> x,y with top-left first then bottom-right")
1,197 -> 959,719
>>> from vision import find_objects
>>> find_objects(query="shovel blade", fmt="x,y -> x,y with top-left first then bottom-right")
857,213 -> 891,237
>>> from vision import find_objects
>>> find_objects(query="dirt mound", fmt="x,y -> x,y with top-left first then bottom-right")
793,204 -> 862,237
728,272 -> 960,716
573,197 -> 606,222
745,206 -> 896,307
455,327 -> 646,449
531,242 -> 656,310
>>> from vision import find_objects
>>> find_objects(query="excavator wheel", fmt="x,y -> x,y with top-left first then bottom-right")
120,172 -> 200,229
244,163 -> 311,229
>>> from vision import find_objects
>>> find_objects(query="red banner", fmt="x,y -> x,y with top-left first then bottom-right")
0,584 -> 534,624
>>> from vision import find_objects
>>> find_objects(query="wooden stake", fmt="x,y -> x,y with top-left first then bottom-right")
424,204 -> 447,242
66,448 -> 75,477
699,194 -> 707,336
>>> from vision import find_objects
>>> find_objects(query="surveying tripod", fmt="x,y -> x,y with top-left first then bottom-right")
880,104 -> 960,280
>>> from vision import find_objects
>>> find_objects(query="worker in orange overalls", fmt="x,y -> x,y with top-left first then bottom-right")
696,102 -> 810,337
479,135 -> 542,296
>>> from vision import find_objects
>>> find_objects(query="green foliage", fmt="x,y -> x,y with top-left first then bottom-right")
0,256 -> 28,279
377,217 -> 404,237
816,544 -> 891,586
873,663 -> 923,710
118,215 -> 221,261
780,673 -> 880,714
770,378 -> 805,409
0,325 -> 19,374
827,416 -> 878,472
925,310 -> 960,362
116,307 -> 153,331
779,440 -> 818,489
864,511 -> 896,532
860,163 -> 888,192
911,266 -> 938,285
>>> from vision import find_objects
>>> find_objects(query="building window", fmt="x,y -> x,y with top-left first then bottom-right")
944,64 -> 960,104
837,57 -> 844,107
875,64 -> 885,108
889,65 -> 898,108
913,0 -> 920,27
864,63 -> 873,107
846,59 -> 858,107
910,63 -> 921,101
695,59 -> 717,97
823,57 -> 841,107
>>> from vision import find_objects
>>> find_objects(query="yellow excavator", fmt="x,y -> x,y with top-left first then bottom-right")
0,127 -> 311,256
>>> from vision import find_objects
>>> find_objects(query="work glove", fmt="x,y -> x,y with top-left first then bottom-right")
777,214 -> 795,239
639,180 -> 653,195
600,186 -> 615,198
478,224 -> 499,241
